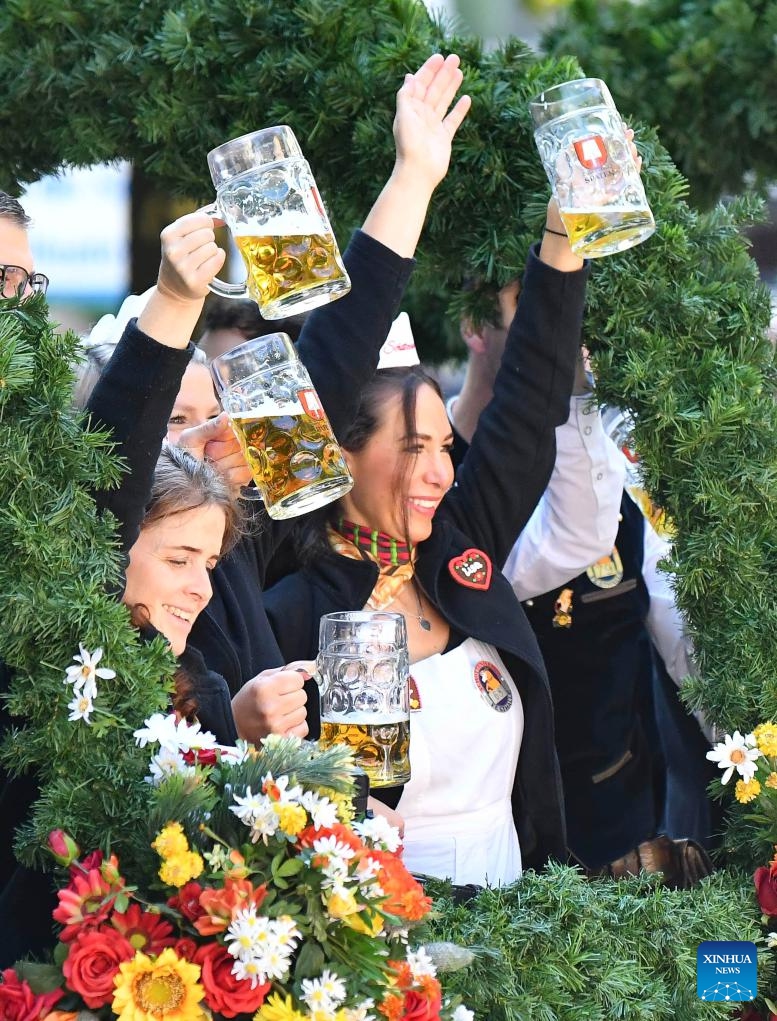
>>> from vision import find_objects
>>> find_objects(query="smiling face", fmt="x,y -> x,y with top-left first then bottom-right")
166,362 -> 221,441
338,382 -> 454,545
122,504 -> 226,655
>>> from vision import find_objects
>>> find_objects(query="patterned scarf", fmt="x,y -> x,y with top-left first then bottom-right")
327,519 -> 415,612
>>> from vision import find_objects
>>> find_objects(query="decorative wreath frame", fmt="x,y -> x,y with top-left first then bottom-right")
1,1 -> 775,1015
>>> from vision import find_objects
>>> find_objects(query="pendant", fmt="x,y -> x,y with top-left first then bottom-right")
418,616 -> 432,631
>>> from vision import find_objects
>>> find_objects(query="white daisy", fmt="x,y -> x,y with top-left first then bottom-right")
353,813 -> 402,852
452,1007 -> 474,1021
300,790 -> 339,829
706,729 -> 761,784
133,712 -> 218,754
230,957 -> 268,989
64,644 -> 115,698
145,748 -> 195,786
406,947 -> 437,980
67,692 -> 94,724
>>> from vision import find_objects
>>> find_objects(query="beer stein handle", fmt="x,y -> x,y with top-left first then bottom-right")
314,658 -> 328,697
202,202 -> 250,299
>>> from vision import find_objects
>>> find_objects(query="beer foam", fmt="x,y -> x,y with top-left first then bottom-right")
233,213 -> 325,237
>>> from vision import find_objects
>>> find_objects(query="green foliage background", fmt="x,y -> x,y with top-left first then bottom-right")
0,0 -> 776,1009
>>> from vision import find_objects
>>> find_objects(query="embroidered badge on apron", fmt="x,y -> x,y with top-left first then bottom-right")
586,546 -> 624,589
448,548 -> 492,590
473,660 -> 513,712
408,675 -> 422,711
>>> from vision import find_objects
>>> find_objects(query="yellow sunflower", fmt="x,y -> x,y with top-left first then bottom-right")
254,992 -> 307,1021
112,948 -> 204,1021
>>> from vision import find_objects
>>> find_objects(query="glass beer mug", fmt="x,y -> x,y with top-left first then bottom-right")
317,611 -> 411,787
205,125 -> 351,318
210,332 -> 353,519
530,78 -> 655,258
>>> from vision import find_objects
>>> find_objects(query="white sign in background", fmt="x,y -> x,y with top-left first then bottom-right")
22,163 -> 131,309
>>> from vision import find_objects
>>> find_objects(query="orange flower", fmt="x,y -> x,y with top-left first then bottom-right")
368,851 -> 432,921
387,960 -> 414,991
194,878 -> 267,935
378,992 -> 404,1021
297,822 -> 365,853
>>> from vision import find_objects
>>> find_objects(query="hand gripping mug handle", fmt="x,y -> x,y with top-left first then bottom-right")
202,201 -> 249,299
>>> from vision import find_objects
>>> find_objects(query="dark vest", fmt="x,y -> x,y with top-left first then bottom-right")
522,494 -> 660,867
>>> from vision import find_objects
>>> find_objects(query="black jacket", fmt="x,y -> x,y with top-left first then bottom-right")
265,247 -> 590,870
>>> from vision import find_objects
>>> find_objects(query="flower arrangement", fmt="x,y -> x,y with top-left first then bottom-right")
0,716 -> 471,1021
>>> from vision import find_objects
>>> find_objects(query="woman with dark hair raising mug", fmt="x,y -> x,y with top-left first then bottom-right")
264,206 -> 589,885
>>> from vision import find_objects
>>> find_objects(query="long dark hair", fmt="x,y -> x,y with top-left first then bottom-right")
292,365 -> 443,566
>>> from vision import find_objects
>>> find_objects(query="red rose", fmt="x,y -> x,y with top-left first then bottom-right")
62,927 -> 134,1008
168,881 -> 205,922
755,866 -> 777,916
193,943 -> 271,1017
401,988 -> 442,1021
0,969 -> 63,1021
47,830 -> 80,867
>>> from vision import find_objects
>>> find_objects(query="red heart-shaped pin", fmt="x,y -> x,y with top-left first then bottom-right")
448,548 -> 492,590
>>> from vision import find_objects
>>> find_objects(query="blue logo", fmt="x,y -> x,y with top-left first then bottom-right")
697,941 -> 757,1001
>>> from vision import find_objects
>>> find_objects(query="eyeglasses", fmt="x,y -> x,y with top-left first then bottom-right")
0,264 -> 49,299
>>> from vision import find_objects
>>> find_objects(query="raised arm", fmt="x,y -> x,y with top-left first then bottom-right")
440,219 -> 589,567
86,212 -> 224,552
299,54 -> 469,426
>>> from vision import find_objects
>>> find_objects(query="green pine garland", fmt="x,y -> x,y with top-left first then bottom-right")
0,297 -> 178,869
425,866 -> 765,1020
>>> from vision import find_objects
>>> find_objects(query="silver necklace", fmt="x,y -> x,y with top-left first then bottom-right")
411,578 -> 432,631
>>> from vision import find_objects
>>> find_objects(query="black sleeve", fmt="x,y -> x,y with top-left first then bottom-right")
440,245 -> 590,568
242,229 -> 415,579
85,320 -> 193,554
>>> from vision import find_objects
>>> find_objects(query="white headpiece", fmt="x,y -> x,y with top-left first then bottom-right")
85,287 -> 156,348
377,311 -> 420,370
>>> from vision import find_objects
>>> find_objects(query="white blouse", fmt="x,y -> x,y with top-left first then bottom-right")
396,637 -> 523,887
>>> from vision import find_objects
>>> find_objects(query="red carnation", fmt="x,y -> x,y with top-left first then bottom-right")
755,866 -> 777,916
62,927 -> 134,1009
0,969 -> 64,1021
193,943 -> 271,1017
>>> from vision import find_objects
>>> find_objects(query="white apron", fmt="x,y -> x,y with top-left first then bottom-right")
396,638 -> 523,886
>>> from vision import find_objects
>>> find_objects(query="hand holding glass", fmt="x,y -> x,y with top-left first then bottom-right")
210,333 -> 353,519
205,125 -> 351,318
530,78 -> 655,257
317,611 -> 411,787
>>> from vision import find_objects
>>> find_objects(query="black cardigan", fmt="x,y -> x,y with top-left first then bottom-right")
264,246 -> 590,870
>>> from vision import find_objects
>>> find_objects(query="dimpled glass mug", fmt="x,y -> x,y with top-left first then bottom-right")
317,611 -> 411,788
210,332 -> 353,519
530,78 -> 655,258
205,125 -> 351,318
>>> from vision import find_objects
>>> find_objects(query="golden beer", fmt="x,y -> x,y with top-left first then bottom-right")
320,716 -> 411,787
235,232 -> 350,317
559,208 -> 656,258
230,406 -> 352,519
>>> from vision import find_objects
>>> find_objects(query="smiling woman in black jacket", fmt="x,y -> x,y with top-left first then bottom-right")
263,208 -> 589,885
